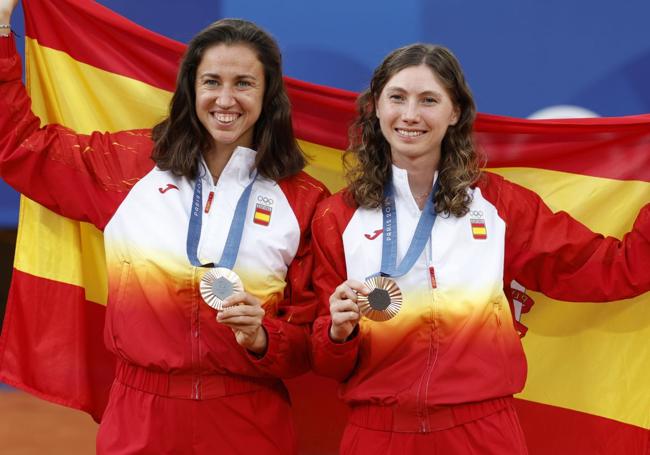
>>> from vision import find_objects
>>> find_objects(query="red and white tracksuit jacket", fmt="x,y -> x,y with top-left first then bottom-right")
0,35 -> 328,454
311,164 -> 650,435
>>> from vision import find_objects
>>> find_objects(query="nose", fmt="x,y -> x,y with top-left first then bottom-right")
216,86 -> 235,108
401,100 -> 419,123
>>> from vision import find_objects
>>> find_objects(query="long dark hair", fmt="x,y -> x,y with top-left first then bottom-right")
346,44 -> 482,216
152,19 -> 305,180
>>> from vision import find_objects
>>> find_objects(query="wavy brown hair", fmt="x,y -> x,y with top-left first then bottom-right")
152,19 -> 305,180
345,44 -> 482,217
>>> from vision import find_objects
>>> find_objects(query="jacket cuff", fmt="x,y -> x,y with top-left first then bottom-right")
246,317 -> 285,367
0,35 -> 21,81
315,316 -> 360,356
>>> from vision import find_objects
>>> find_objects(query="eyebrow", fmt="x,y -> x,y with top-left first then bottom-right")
385,86 -> 443,97
198,72 -> 258,80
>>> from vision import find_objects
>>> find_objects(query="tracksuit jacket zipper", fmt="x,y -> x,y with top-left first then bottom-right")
416,237 -> 439,432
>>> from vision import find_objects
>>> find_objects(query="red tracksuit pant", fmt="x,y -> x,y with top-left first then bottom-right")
340,397 -> 528,455
96,362 -> 296,455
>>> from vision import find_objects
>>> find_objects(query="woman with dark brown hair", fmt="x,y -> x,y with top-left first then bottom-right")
310,43 -> 650,454
0,1 -> 328,453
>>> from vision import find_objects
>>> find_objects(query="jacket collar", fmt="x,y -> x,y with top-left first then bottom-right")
198,146 -> 257,187
390,164 -> 439,213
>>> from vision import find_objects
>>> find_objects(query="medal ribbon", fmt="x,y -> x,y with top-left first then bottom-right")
186,172 -> 257,268
374,178 -> 440,279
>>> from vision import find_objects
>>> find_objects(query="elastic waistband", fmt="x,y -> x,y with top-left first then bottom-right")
348,396 -> 513,433
115,361 -> 281,400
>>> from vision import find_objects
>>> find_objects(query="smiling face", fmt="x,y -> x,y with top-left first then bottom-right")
194,43 -> 265,155
376,64 -> 459,168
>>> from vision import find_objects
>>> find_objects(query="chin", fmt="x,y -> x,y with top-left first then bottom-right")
211,134 -> 238,145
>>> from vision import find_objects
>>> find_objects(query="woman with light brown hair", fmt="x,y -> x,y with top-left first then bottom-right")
346,44 -> 479,217
310,43 -> 650,454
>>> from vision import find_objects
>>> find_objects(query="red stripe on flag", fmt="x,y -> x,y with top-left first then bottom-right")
23,0 -> 182,92
514,398 -> 649,454
476,114 -> 650,182
285,77 -> 357,150
0,269 -> 114,422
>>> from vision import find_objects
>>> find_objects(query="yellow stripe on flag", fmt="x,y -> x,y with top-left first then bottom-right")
490,168 -> 650,428
300,140 -> 346,193
14,198 -> 108,305
26,37 -> 172,132
518,291 -> 650,429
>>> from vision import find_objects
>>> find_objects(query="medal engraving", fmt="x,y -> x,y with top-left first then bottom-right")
357,276 -> 402,322
367,288 -> 391,311
200,267 -> 244,310
212,277 -> 234,300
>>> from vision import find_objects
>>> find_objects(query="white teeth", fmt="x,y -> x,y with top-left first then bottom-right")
396,129 -> 424,137
214,113 -> 239,123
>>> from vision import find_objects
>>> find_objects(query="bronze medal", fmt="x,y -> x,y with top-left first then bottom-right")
357,276 -> 402,321
200,267 -> 244,310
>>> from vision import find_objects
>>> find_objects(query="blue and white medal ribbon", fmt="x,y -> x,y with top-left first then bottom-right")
358,178 -> 440,321
187,172 -> 256,309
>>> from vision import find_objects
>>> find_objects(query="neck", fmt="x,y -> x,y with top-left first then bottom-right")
406,167 -> 436,197
392,153 -> 439,208
203,144 -> 238,184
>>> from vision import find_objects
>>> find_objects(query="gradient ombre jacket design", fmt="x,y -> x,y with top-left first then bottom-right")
311,165 -> 650,429
0,38 -> 329,393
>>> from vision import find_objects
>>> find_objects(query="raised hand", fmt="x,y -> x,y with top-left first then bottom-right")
0,0 -> 19,25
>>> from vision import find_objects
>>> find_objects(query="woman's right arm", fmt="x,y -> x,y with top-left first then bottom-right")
0,7 -> 154,229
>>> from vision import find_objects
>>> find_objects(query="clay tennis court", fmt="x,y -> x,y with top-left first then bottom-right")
0,385 -> 97,453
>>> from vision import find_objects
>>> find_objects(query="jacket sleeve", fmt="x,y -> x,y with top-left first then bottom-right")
0,36 -> 154,230
310,195 -> 361,381
246,175 -> 331,378
490,173 -> 650,302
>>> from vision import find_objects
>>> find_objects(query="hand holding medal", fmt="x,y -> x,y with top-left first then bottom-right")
216,292 -> 268,355
328,279 -> 369,343
199,268 -> 267,353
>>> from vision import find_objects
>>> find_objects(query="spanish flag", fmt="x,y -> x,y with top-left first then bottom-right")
0,1 -> 649,453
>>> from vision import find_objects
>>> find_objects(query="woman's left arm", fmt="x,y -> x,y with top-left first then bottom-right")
494,174 -> 650,301
226,175 -> 331,378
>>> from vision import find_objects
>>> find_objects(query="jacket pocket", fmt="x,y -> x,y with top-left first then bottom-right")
493,298 -> 515,386
493,299 -> 503,327
116,260 -> 132,306
108,260 -> 132,353
117,261 -> 131,302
